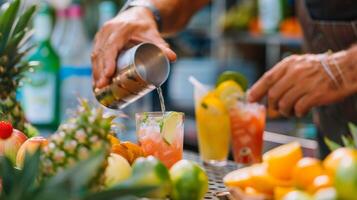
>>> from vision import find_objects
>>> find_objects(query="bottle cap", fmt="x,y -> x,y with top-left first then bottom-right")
68,4 -> 82,17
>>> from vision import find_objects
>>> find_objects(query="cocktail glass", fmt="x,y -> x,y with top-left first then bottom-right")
229,101 -> 266,165
190,76 -> 230,166
136,112 -> 184,168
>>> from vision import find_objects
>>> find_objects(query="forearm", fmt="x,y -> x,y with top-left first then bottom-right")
148,0 -> 210,34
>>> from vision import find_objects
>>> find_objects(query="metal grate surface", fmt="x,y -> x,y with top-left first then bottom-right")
184,151 -> 238,200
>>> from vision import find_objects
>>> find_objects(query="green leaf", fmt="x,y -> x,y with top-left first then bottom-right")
341,135 -> 355,148
348,122 -> 357,147
45,150 -> 106,192
0,0 -> 20,53
13,5 -> 36,35
84,185 -> 156,200
0,156 -> 16,196
16,150 -> 41,195
324,137 -> 342,151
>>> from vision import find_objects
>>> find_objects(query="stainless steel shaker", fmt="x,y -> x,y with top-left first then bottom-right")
94,43 -> 170,109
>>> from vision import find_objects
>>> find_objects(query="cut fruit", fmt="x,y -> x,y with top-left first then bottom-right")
292,157 -> 324,189
162,112 -> 182,145
223,166 -> 253,188
263,142 -> 303,180
274,187 -> 295,200
307,174 -> 333,194
215,80 -> 244,108
250,164 -> 293,195
216,71 -> 248,91
224,163 -> 292,195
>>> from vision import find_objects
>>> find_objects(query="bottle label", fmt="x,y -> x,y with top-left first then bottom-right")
60,66 -> 94,120
23,72 -> 56,123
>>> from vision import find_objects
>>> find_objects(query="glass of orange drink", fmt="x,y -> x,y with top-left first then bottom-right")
229,101 -> 266,165
136,112 -> 184,168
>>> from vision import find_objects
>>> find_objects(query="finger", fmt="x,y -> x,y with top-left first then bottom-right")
294,94 -> 316,117
277,85 -> 308,117
248,59 -> 290,102
268,72 -> 295,110
132,33 -> 177,62
95,56 -> 108,89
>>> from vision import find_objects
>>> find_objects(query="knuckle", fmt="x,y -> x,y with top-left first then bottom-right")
268,90 -> 278,101
278,99 -> 288,110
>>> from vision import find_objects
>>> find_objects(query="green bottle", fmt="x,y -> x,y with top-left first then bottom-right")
23,5 -> 60,130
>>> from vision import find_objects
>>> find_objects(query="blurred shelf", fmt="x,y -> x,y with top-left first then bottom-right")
223,31 -> 303,46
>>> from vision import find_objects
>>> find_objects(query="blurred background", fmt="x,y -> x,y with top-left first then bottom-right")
10,0 -> 316,153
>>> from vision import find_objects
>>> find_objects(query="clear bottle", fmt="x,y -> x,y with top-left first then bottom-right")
23,5 -> 61,130
60,4 -> 93,120
51,8 -> 67,55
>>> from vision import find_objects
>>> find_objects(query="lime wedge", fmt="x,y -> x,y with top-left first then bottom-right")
161,112 -> 182,145
216,71 -> 248,91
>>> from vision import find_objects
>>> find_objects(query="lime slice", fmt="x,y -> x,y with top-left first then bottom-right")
161,112 -> 182,145
216,71 -> 248,91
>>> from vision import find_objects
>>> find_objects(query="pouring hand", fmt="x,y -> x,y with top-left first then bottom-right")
92,7 -> 177,89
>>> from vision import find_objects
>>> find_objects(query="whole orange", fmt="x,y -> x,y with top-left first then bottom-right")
292,157 -> 324,189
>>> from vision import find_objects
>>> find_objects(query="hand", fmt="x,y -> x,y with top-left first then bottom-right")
247,53 -> 357,117
92,7 -> 177,89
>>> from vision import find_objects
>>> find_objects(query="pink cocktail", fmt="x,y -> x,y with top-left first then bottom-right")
229,102 -> 266,164
136,112 -> 184,168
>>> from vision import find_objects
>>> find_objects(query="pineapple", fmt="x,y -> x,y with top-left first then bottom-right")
0,0 -> 37,136
41,99 -> 114,191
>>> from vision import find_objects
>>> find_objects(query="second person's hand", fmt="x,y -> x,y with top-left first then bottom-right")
92,7 -> 177,89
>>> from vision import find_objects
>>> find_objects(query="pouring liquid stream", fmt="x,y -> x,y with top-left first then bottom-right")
157,87 -> 166,114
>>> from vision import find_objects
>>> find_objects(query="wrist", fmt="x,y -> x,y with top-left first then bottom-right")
125,1 -> 161,31
328,47 -> 357,93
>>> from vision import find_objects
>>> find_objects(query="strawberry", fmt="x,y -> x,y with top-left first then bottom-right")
0,121 -> 13,140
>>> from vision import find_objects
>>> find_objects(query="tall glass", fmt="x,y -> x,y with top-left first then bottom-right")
194,96 -> 231,166
136,112 -> 184,168
229,102 -> 266,165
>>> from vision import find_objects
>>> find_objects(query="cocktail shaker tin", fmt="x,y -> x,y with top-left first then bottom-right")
94,43 -> 170,109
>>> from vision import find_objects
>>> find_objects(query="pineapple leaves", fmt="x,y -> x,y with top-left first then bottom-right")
13,5 -> 36,35
348,122 -> 357,147
44,149 -> 107,194
324,137 -> 341,151
324,122 -> 357,151
0,0 -> 20,53
0,156 -> 16,196
341,135 -> 355,148
83,185 -> 157,200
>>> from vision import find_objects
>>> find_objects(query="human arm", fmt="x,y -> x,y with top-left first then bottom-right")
92,0 -> 210,88
247,44 -> 357,117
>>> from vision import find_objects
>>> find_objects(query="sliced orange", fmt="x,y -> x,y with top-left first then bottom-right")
223,166 -> 253,188
263,142 -> 303,180
323,148 -> 356,177
307,174 -> 333,194
108,135 -> 120,145
292,157 -> 324,189
111,144 -> 133,164
121,141 -> 145,163
274,186 -> 295,200
250,163 -> 293,195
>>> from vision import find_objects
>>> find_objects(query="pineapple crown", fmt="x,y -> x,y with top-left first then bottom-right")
0,0 -> 37,99
325,122 -> 357,150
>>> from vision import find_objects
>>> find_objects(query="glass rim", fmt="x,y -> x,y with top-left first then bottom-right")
136,111 -> 185,117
